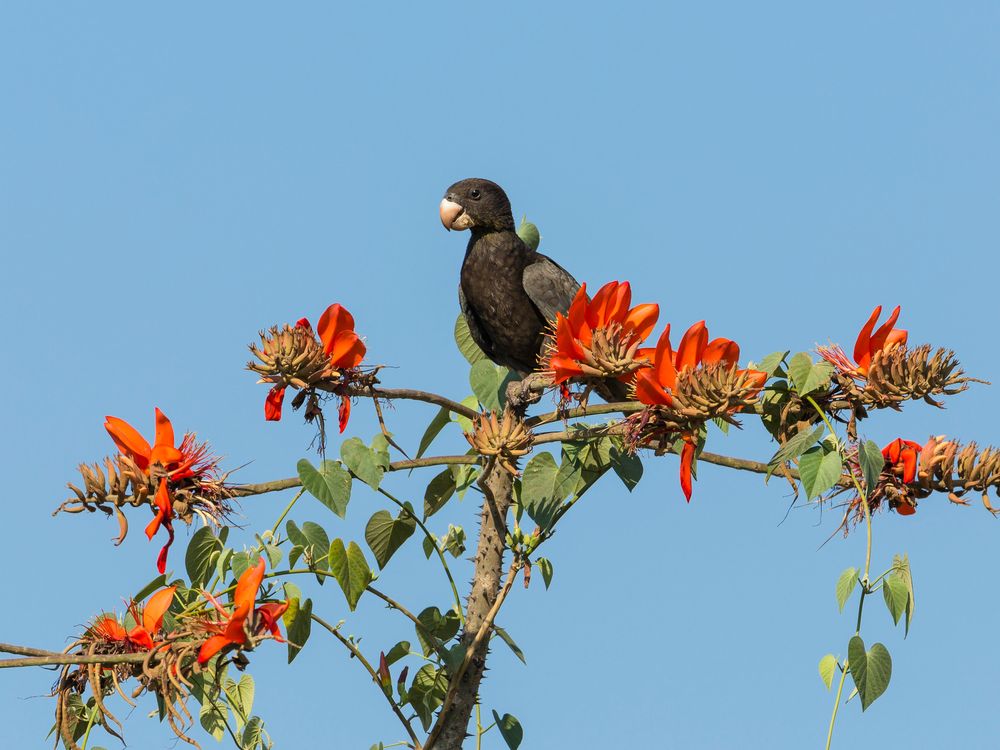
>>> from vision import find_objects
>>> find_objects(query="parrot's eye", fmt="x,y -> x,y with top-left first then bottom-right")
469,189 -> 481,200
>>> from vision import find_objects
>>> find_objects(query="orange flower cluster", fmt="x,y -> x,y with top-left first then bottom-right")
198,557 -> 288,664
104,408 -> 214,573
266,302 -> 366,432
632,321 -> 766,501
92,586 -> 176,651
547,281 -> 659,384
819,305 -> 908,378
881,437 -> 923,516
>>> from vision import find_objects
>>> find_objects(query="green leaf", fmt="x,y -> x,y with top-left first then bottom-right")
836,568 -> 859,613
223,673 -> 255,728
365,509 -> 416,569
297,459 -> 352,518
517,215 -> 540,251
819,654 -> 837,690
610,446 -> 643,492
492,711 -> 524,750
408,664 -> 448,730
241,716 -> 266,749
536,557 -> 554,589
416,407 -> 451,460
230,550 -> 254,581
385,640 -> 410,666
451,462 -> 479,498
521,452 -> 563,529
883,576 -> 909,626
133,573 -> 168,604
424,468 -> 457,519
766,424 -> 826,478
798,447 -> 843,498
470,360 -> 514,412
848,636 -> 892,711
328,540 -> 373,611
422,534 -> 436,559
185,527 -> 223,589
340,437 -> 385,490
754,351 -> 789,377
787,352 -> 834,396
493,625 -> 526,664
892,553 -> 915,637
441,524 -> 466,557
859,440 -> 885,497
455,314 -> 489,366
452,395 -> 479,433
415,606 -> 461,656
284,595 -> 312,663
200,700 -> 228,741
287,521 -> 331,573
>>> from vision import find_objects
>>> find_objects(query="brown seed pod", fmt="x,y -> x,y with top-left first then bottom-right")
247,323 -> 343,391
861,345 -> 985,409
465,408 -> 534,476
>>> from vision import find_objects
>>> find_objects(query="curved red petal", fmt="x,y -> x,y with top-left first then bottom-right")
93,616 -> 128,641
329,330 -> 366,368
869,305 -> 902,356
853,306 -> 883,372
680,439 -> 695,502
675,321 -> 708,372
702,338 -> 740,366
233,557 -> 266,621
142,586 -> 177,634
623,303 -> 659,343
105,416 -> 152,469
895,503 -> 917,516
317,303 -> 356,355
197,634 -> 233,664
654,325 -> 677,390
338,396 -> 351,433
901,448 -> 918,484
265,386 -> 286,421
634,370 -> 672,406
567,284 -> 588,333
605,282 -> 632,325
127,627 -> 154,650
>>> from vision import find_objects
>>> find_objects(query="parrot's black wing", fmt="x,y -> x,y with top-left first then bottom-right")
521,253 -> 580,325
458,283 -> 496,358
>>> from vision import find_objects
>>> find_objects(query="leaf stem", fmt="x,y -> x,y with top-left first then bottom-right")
375,485 -> 466,624
270,488 -> 306,536
824,660 -> 850,750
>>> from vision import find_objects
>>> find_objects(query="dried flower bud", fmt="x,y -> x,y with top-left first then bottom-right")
248,323 -> 341,392
465,408 -> 534,476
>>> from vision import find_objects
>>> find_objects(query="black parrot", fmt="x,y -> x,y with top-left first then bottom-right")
440,177 -> 628,400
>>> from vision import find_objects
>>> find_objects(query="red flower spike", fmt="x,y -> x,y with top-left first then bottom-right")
142,586 -> 177,634
198,557 -> 287,664
265,386 -> 286,421
104,417 -> 153,471
92,586 -> 176,651
882,438 -> 924,486
846,305 -> 908,376
545,281 -> 659,385
338,396 -> 352,434
317,303 -> 367,368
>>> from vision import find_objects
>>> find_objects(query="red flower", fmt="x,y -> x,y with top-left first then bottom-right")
546,281 -> 659,384
633,321 -> 766,502
818,305 -> 908,378
104,408 -> 200,573
882,438 -> 923,507
266,303 -> 366,433
197,557 -> 288,664
92,586 -> 176,651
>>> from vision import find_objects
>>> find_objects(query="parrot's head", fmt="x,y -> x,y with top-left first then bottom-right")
439,178 -> 515,233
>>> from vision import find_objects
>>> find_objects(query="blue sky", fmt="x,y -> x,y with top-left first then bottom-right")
2,2 -> 999,748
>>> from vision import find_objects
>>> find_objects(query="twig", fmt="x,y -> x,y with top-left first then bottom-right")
310,613 -> 422,750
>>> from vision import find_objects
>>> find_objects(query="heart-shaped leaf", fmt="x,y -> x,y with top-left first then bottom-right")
819,654 -> 837,690
328,539 -> 373,611
848,635 -> 892,711
365,509 -> 416,569
297,458 -> 352,518
836,567 -> 859,613
341,438 -> 385,490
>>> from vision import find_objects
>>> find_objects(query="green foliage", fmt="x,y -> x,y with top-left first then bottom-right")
766,424 -> 826,478
859,440 -> 885,497
536,557 -> 554,589
493,626 -> 526,664
384,640 -> 410,666
223,673 -> 255,730
492,711 -> 524,750
882,576 -> 909,626
133,573 -> 168,603
328,540 -> 373,611
365,508 -> 416,569
408,665 -> 448,730
424,468 -> 457,519
415,606 -> 460,656
819,654 -> 837,690
798,445 -> 843,498
341,437 -> 389,490
287,520 -> 331,578
297,459 -> 352,518
185,526 -> 226,589
753,351 -> 789,377
610,444 -> 643,491
416,406 -> 451,459
787,352 -> 834,396
848,636 -> 892,711
836,568 -> 859,613
520,452 -> 564,529
891,553 -> 916,636
517,215 -> 541,251
282,582 -> 312,664
454,314 -> 489,366
470,360 -> 516,411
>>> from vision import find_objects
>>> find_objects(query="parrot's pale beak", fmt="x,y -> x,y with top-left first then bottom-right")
440,199 -> 472,231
